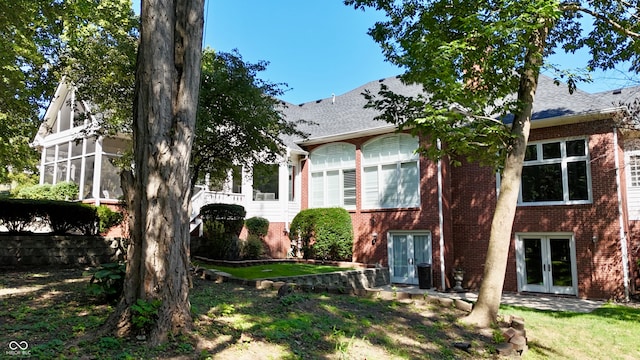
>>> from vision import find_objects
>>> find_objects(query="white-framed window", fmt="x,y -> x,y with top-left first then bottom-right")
628,153 -> 640,187
519,138 -> 591,205
362,134 -> 420,209
309,143 -> 356,209
253,163 -> 279,201
625,151 -> 640,220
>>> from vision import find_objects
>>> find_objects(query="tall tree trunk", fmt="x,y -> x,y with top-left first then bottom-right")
462,22 -> 550,328
105,0 -> 204,345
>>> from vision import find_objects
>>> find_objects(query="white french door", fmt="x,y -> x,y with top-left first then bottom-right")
388,231 -> 431,284
516,233 -> 577,295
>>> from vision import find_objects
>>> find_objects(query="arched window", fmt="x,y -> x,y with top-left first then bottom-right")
361,134 -> 420,209
309,143 -> 356,209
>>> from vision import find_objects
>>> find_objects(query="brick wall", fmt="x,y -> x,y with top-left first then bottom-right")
299,132 -> 446,287
291,120 -> 632,299
450,119 -> 628,299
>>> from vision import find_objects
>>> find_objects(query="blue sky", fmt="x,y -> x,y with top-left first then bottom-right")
206,1 -> 399,105
139,1 -> 638,105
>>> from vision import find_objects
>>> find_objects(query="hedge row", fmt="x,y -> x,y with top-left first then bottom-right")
0,198 -> 98,235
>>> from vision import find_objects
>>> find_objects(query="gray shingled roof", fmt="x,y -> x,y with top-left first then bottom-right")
593,85 -> 640,108
280,74 -> 618,148
531,74 -> 613,120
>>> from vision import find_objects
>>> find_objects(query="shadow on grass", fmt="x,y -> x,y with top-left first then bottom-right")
189,279 -> 494,359
1,268 -> 496,359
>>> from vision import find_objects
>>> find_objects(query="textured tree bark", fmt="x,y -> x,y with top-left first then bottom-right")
104,0 -> 204,345
462,23 -> 550,328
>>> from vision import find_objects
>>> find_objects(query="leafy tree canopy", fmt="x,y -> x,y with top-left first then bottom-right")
347,0 -> 640,168
191,49 -> 308,187
0,0 -> 138,183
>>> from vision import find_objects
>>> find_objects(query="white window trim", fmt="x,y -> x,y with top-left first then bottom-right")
625,150 -> 640,220
518,137 -> 592,206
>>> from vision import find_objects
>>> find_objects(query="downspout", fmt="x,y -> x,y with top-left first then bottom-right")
613,127 -> 630,300
437,139 -> 446,290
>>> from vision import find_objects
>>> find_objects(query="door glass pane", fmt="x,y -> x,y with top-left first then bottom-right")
524,238 -> 544,285
413,235 -> 430,264
550,239 -> 573,287
393,235 -> 408,278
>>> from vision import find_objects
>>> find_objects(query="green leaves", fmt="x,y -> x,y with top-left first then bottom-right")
131,298 -> 162,332
347,0 -> 640,169
191,49 -> 308,187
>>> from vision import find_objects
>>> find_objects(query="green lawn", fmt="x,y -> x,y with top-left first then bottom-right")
194,261 -> 354,280
501,303 -> 640,359
2,268 -> 639,359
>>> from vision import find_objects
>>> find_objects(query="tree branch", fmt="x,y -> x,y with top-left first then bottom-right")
561,2 -> 640,39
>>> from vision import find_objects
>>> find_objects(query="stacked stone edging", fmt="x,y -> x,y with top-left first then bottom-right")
192,256 -> 373,269
199,266 -> 389,291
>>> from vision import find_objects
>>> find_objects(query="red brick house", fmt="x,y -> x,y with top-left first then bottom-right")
283,75 -> 639,300
34,75 -> 639,300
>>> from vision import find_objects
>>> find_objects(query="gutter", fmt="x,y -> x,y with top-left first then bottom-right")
613,127 -> 630,300
529,107 -> 625,129
437,139 -> 446,290
295,124 -> 397,146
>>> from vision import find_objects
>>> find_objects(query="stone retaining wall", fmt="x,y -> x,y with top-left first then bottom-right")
266,267 -> 389,289
0,235 -> 126,267
201,266 -> 390,290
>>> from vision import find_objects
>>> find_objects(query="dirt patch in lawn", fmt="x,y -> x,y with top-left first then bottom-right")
0,268 -> 499,359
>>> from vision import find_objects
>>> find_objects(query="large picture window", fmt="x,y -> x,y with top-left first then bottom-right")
309,143 -> 356,208
520,138 -> 591,205
253,163 -> 279,201
362,134 -> 420,209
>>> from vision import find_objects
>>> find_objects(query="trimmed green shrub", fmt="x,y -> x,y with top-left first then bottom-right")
289,207 -> 353,261
13,181 -> 79,201
245,216 -> 269,237
51,182 -> 80,200
0,198 -> 43,233
43,200 -> 98,235
199,204 -> 245,260
200,203 -> 246,236
0,198 -> 98,235
97,205 -> 124,234
242,234 -> 264,260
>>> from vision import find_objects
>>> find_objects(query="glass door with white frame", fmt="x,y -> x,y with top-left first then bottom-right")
388,231 -> 431,284
516,234 -> 577,295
